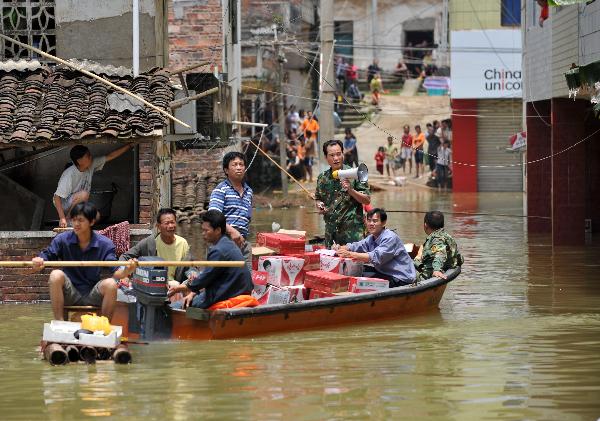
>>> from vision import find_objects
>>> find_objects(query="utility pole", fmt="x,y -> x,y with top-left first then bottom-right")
371,0 -> 378,60
275,27 -> 288,196
320,0 -> 335,172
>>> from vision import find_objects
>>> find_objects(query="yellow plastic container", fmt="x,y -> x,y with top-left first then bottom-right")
81,314 -> 113,335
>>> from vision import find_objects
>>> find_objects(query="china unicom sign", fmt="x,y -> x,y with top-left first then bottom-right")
450,29 -> 522,99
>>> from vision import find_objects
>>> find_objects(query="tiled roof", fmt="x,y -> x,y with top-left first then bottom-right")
0,61 -> 174,144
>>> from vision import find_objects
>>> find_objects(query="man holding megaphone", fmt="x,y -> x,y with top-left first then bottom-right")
315,139 -> 371,247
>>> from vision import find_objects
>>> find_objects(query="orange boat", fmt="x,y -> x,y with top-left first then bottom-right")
110,267 -> 461,341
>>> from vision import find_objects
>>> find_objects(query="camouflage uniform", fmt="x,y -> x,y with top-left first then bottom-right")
315,166 -> 370,247
413,228 -> 463,281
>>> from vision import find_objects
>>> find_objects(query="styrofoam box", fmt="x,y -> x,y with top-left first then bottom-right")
42,320 -> 122,348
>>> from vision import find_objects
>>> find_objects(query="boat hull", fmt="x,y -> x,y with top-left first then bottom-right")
112,267 -> 460,341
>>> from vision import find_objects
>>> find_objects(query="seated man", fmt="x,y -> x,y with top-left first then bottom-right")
413,211 -> 463,281
168,210 -> 253,309
32,202 -> 137,320
335,208 -> 416,287
119,208 -> 190,287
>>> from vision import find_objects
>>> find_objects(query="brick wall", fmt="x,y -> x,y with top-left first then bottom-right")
168,0 -> 223,70
172,147 -> 226,180
138,142 -> 159,225
0,229 -> 151,302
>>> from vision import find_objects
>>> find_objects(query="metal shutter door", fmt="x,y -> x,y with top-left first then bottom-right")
477,99 -> 523,192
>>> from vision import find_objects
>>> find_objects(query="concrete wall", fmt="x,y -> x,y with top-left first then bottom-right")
522,1 -> 552,103
334,0 -> 443,72
579,1 -> 600,66
551,6 -> 578,98
55,0 -> 167,69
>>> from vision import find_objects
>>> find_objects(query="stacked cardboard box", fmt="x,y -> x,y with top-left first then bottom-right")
257,233 -> 306,255
257,256 -> 305,286
320,255 -> 364,277
348,277 -> 389,293
304,270 -> 351,293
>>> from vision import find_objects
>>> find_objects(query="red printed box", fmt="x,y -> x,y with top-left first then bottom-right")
309,289 -> 335,299
288,252 -> 321,272
257,233 -> 305,255
252,285 -> 291,305
348,277 -> 390,293
284,285 -> 308,303
258,256 -> 305,286
320,255 -> 364,277
304,270 -> 350,293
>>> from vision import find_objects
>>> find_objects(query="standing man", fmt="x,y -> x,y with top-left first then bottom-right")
413,211 -> 462,282
315,139 -> 371,247
208,152 -> 253,268
427,124 -> 441,175
400,124 -> 413,175
343,128 -> 359,167
54,144 -> 134,228
300,111 -> 319,182
335,208 -> 416,287
384,136 -> 397,179
413,125 -> 426,178
168,210 -> 253,309
119,208 -> 190,287
32,202 -> 137,321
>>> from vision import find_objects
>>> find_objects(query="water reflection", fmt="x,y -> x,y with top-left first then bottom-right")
1,190 -> 600,419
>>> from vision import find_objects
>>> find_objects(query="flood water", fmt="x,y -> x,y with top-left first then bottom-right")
1,189 -> 600,420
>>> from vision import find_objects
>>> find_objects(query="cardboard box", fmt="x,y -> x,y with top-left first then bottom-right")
258,256 -> 305,286
284,285 -> 308,303
304,270 -> 350,293
348,277 -> 390,293
277,229 -> 306,239
252,285 -> 291,305
305,244 -> 326,252
309,289 -> 335,299
320,255 -> 364,277
251,271 -> 268,286
287,252 -> 321,272
252,246 -> 277,271
257,233 -> 306,255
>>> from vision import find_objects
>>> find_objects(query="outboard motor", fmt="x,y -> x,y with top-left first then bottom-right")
128,257 -> 172,340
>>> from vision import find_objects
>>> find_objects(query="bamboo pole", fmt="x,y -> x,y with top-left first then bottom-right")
245,136 -> 316,200
0,260 -> 245,268
0,33 -> 190,129
169,87 -> 219,109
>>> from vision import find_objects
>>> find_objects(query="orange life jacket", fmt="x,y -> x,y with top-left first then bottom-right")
208,295 -> 259,310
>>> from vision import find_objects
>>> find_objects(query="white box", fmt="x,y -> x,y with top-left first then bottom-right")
42,320 -> 122,348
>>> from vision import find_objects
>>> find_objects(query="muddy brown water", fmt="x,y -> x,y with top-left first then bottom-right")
1,190 -> 599,420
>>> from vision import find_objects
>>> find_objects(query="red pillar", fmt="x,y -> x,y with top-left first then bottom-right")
551,98 -> 586,245
526,100 -> 552,233
451,99 -> 478,192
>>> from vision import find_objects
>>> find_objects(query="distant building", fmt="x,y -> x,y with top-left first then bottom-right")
449,0 -> 523,193
332,0 -> 448,78
522,1 -> 600,245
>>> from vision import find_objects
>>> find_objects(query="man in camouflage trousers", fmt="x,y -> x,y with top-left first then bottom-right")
413,210 -> 463,281
315,139 -> 371,247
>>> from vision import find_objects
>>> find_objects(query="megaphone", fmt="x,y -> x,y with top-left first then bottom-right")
332,163 -> 368,182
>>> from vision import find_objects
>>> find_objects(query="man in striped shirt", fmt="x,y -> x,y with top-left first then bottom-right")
208,152 -> 253,268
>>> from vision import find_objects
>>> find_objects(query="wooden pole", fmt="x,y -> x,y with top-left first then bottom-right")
245,137 -> 316,200
169,87 -> 219,109
0,33 -> 190,129
0,260 -> 245,268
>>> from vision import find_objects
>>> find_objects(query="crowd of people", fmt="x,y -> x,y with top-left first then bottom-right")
374,118 -> 453,191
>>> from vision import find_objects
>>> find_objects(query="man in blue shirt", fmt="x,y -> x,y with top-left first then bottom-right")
168,210 -> 253,309
32,202 -> 137,320
335,208 -> 416,286
208,152 -> 253,268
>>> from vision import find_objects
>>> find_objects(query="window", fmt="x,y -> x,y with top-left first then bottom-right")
334,21 -> 353,63
501,0 -> 521,26
0,0 -> 56,61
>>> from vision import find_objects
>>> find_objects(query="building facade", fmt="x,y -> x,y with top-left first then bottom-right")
450,0 -> 524,193
522,0 -> 600,245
